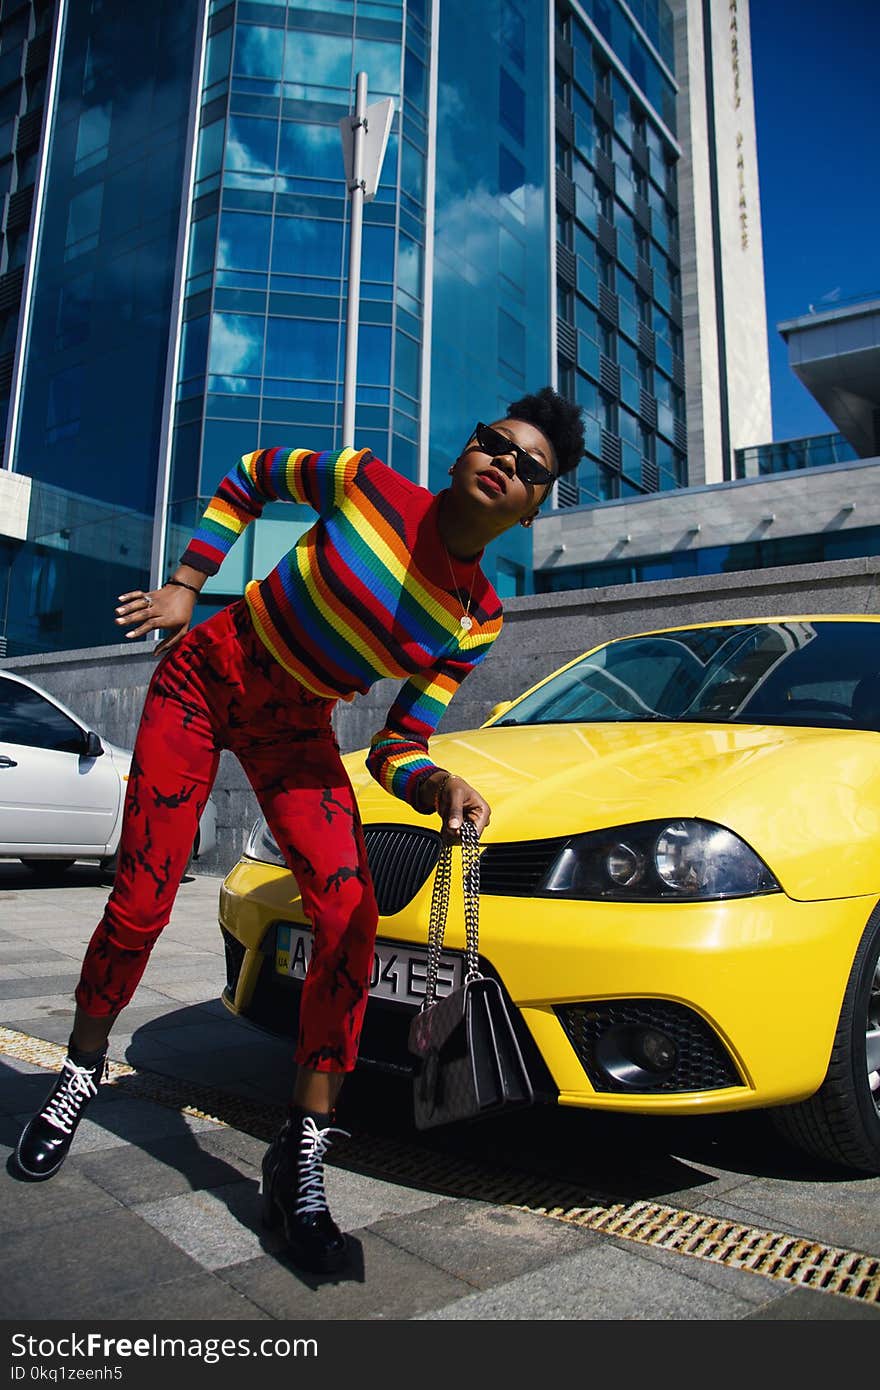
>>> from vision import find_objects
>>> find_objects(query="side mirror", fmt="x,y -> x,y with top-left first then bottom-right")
83,731 -> 104,758
484,700 -> 513,725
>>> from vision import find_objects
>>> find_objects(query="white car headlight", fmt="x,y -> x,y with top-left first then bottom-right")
542,818 -> 780,901
245,816 -> 287,867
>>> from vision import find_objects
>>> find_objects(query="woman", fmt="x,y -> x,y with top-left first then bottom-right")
15,385 -> 585,1274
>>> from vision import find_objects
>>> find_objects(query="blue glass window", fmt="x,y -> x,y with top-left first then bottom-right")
575,371 -> 598,416
45,365 -> 84,444
403,46 -> 425,105
576,258 -> 598,305
499,226 -> 524,289
197,119 -> 225,180
266,317 -> 339,379
397,233 -> 422,301
217,211 -> 272,271
498,308 -> 524,376
501,3 -> 526,69
171,423 -> 200,502
188,214 -> 217,279
75,103 -> 112,173
499,70 -> 525,145
205,25 -> 232,87
362,223 -> 394,281
499,145 -> 524,195
356,38 -> 401,97
226,114 -> 278,172
272,216 -> 343,278
401,138 -> 423,201
234,24 -> 285,80
64,185 -> 102,259
357,324 -> 392,386
575,296 -> 597,339
375,138 -> 399,205
283,32 -> 351,88
391,434 -> 418,482
278,120 -> 343,181
55,271 -> 93,350
201,419 -> 263,494
394,330 -> 419,398
208,312 -> 265,376
180,315 -> 209,381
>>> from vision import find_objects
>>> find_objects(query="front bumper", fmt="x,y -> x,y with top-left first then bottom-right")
218,857 -> 876,1115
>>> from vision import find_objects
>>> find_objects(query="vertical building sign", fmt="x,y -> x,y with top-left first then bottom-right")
729,0 -> 748,249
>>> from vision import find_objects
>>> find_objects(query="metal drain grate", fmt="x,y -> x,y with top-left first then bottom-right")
3,1026 -> 878,1307
519,1201 -> 880,1302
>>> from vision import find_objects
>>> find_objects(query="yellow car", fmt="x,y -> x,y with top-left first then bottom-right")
219,616 -> 880,1173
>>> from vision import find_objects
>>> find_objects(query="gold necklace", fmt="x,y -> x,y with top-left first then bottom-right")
443,543 -> 479,631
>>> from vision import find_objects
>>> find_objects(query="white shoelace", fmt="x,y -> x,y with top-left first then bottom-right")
40,1057 -> 101,1135
295,1116 -> 350,1217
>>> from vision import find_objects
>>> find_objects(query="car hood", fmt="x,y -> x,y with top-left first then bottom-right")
343,721 -> 880,902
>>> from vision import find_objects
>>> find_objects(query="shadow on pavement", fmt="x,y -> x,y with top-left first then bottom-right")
0,1053 -> 364,1289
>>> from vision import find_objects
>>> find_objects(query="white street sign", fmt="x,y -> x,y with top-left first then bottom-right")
339,96 -> 394,202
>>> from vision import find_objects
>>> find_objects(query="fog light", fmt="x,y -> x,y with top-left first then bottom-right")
594,1023 -> 679,1089
636,1028 -> 677,1073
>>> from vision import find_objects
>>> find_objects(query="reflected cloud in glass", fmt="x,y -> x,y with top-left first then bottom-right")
208,313 -> 265,379
234,23 -> 284,80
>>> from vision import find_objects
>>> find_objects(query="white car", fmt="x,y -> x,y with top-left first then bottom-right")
0,669 -> 217,878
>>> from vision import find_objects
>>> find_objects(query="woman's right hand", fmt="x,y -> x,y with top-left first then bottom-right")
426,772 -> 491,844
114,584 -> 198,656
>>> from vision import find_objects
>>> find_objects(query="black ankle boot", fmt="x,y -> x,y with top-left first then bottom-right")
14,1048 -> 106,1181
261,1109 -> 350,1273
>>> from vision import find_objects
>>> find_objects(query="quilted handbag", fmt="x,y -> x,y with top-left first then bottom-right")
408,818 -> 534,1130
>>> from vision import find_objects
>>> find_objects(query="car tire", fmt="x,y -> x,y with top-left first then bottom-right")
20,858 -> 76,880
771,902 -> 880,1173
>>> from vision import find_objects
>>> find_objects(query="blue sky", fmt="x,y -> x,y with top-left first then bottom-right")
748,0 -> 880,442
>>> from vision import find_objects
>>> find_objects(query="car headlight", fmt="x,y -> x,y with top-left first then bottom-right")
245,816 -> 287,867
542,818 -> 780,901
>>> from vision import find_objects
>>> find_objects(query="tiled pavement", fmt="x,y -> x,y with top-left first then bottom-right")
1,862 -> 879,1323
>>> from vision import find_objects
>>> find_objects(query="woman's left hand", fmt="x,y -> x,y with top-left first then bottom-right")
434,775 -> 491,844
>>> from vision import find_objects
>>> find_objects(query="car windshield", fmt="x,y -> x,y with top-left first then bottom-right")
498,621 -> 880,730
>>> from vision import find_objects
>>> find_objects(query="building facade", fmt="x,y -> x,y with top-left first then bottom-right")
532,291 -> 880,593
670,0 -> 771,485
0,0 -> 772,657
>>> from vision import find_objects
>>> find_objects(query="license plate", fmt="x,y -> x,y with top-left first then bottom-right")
274,923 -> 464,1005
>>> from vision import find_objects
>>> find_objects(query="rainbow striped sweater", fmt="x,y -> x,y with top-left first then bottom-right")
181,446 -> 503,809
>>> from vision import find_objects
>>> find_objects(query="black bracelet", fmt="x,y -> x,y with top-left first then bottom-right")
165,577 -> 201,595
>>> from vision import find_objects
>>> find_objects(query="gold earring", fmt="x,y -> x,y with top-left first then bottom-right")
520,515 -> 534,529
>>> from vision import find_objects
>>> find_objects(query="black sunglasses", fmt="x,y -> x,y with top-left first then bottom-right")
469,422 -> 555,487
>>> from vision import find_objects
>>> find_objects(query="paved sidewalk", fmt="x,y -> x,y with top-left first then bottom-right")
1,862 -> 879,1322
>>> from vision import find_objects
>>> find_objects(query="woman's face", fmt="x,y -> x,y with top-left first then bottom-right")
451,417 -> 557,527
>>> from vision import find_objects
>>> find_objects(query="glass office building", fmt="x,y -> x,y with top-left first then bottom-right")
0,0 -> 690,655
553,0 -> 686,507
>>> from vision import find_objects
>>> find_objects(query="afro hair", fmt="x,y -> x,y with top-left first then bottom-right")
505,386 -> 585,476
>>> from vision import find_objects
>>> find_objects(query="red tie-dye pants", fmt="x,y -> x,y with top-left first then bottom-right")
75,598 -> 379,1073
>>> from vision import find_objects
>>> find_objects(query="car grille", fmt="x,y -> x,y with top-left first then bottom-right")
360,827 -> 566,904
556,999 -> 742,1093
478,836 -> 568,895
363,824 -> 442,915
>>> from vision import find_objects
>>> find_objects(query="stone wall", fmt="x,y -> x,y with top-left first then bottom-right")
5,556 -> 879,875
